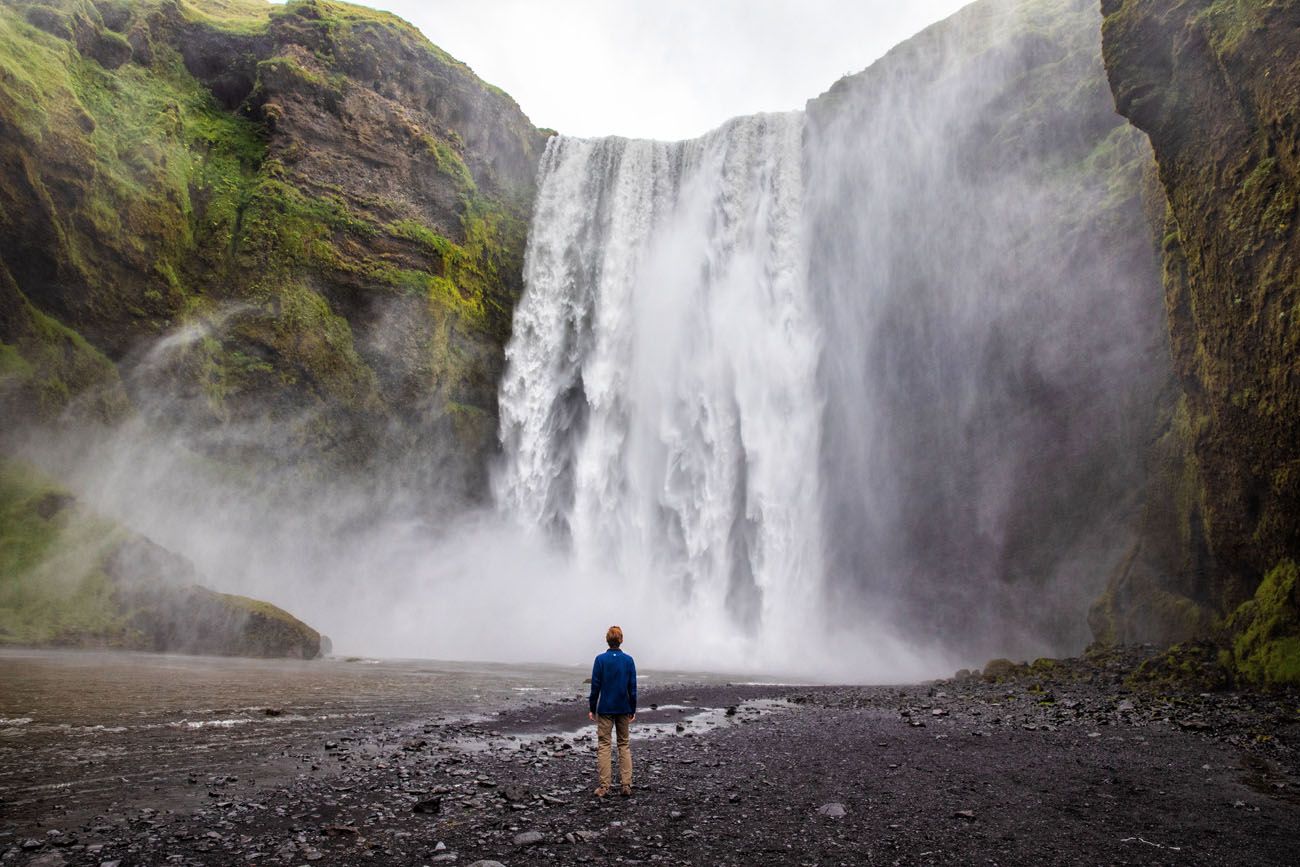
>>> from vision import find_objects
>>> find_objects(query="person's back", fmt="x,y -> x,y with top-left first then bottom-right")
588,625 -> 636,796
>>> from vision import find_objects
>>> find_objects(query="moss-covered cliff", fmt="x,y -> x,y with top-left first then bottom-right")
0,0 -> 546,493
1097,0 -> 1300,683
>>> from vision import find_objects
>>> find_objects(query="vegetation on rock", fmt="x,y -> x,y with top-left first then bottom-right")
1099,0 -> 1300,683
0,457 -> 320,657
0,0 -> 546,492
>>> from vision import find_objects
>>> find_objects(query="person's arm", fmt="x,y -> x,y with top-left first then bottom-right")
588,656 -> 602,720
628,657 -> 637,718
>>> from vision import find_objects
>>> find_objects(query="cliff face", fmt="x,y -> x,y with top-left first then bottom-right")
804,0 -> 1169,660
0,0 -> 547,495
1098,0 -> 1300,680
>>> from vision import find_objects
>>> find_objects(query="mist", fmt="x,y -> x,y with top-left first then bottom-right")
8,0 -> 1162,682
806,0 -> 1166,662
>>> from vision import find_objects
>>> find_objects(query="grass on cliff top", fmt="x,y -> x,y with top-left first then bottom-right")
1196,0 -> 1270,54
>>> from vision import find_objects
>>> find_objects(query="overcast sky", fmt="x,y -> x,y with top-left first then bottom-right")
350,1 -> 975,140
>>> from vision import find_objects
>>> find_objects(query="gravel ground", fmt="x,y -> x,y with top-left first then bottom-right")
3,649 -> 1299,866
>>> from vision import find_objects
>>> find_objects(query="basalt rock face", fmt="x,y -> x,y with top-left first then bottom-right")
804,0 -> 1169,659
0,0 -> 547,496
1098,0 -> 1300,681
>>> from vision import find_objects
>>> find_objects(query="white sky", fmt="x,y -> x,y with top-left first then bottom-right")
349,1 -> 975,140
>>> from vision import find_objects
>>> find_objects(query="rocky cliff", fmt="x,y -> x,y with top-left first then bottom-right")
1097,0 -> 1300,682
804,0 -> 1170,659
0,0 -> 547,495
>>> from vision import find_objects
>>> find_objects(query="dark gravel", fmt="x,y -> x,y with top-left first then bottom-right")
3,650 -> 1299,866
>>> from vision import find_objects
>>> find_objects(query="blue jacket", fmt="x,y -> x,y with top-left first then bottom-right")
589,648 -> 637,716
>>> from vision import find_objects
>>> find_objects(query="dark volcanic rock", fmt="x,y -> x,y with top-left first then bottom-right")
1097,0 -> 1300,685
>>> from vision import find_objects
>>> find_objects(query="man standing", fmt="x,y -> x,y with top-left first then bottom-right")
588,625 -> 637,797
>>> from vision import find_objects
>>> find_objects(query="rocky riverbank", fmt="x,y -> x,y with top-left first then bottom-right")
3,648 -> 1299,866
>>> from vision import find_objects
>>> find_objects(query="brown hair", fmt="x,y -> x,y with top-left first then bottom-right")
605,625 -> 623,648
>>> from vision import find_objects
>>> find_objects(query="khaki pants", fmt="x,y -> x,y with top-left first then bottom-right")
596,714 -> 632,788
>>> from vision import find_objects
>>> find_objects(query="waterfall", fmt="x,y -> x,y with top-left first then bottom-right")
496,114 -> 827,655
496,0 -> 1164,674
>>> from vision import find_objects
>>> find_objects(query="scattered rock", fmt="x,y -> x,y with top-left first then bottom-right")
513,830 -> 544,846
982,659 -> 1023,681
500,784 -> 531,803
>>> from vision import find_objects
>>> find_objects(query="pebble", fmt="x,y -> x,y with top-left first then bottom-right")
816,802 -> 847,818
26,854 -> 66,867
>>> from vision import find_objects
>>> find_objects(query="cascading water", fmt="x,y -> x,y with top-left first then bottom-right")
497,0 -> 1165,676
496,114 -> 832,666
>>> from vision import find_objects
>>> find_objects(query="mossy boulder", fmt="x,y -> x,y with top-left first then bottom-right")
981,658 -> 1026,682
124,584 -> 320,659
0,457 -> 320,657
1224,561 -> 1300,686
1127,640 -> 1232,692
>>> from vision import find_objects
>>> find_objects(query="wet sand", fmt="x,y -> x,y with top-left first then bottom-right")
2,648 -> 1299,865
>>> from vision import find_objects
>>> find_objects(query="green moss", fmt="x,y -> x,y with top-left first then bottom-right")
258,54 -> 328,89
1226,560 -> 1300,685
421,134 -> 475,192
168,0 -> 271,33
0,286 -> 128,420
1127,640 -> 1232,691
0,342 -> 33,378
981,658 -> 1025,682
1196,0 -> 1268,54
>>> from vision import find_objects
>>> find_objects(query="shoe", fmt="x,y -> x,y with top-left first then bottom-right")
620,784 -> 632,797
594,786 -> 609,797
